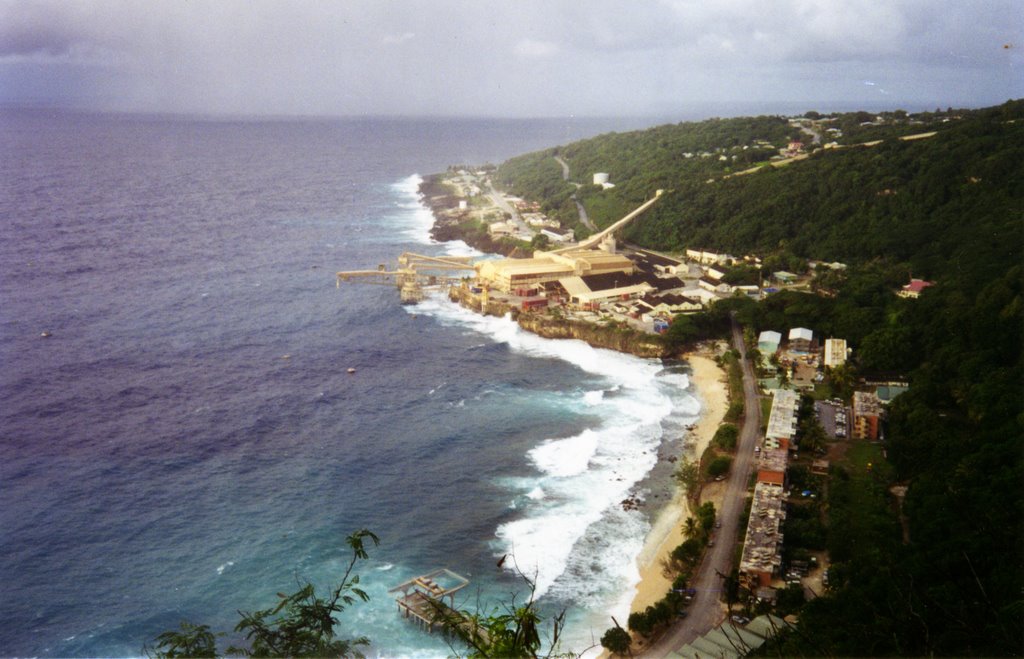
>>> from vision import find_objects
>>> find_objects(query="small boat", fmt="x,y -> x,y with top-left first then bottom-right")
347,367 -> 357,374
40,331 -> 51,338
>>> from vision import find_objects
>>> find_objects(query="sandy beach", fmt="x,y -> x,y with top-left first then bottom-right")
629,350 -> 728,614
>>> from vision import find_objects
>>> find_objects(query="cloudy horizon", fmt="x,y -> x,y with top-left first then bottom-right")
1,0 -> 1021,120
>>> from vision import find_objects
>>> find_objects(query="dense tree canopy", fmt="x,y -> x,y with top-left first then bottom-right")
497,100 -> 1024,657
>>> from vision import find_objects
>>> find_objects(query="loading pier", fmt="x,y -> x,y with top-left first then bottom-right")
389,568 -> 482,639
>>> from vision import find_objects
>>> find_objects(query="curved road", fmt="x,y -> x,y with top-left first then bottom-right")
646,317 -> 762,656
553,155 -> 596,232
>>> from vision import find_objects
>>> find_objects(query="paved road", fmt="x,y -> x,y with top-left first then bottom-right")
646,317 -> 762,656
486,181 -> 530,235
554,155 -> 596,231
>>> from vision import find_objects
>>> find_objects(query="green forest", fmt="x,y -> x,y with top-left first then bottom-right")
497,101 -> 1024,656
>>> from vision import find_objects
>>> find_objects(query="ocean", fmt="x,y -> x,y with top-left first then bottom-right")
0,110 -> 703,656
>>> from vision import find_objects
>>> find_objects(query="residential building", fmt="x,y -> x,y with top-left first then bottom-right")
852,391 -> 883,440
758,330 -> 782,355
757,448 -> 789,486
899,278 -> 934,298
766,389 -> 800,443
739,482 -> 787,589
824,338 -> 848,368
788,327 -> 813,352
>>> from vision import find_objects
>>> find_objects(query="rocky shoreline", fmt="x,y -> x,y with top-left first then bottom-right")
421,173 -> 678,360
419,174 -> 527,257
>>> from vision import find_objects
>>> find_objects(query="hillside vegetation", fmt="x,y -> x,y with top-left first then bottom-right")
497,101 -> 1024,656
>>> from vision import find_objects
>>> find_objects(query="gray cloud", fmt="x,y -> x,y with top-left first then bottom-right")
0,0 -> 1020,117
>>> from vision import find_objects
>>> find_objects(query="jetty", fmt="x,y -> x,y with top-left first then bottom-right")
389,568 -> 475,635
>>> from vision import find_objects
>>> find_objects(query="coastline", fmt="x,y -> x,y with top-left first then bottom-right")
628,350 -> 728,615
416,177 -> 729,631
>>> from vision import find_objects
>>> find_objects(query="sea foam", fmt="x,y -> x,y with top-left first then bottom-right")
391,174 -> 481,257
409,294 -> 699,640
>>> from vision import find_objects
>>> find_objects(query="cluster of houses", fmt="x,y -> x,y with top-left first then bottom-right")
735,324 -> 899,599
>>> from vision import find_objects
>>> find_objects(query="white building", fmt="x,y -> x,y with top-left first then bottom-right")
824,338 -> 848,368
788,327 -> 813,352
758,330 -> 782,354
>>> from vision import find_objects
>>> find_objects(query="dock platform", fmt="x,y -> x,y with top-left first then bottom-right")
389,568 -> 481,638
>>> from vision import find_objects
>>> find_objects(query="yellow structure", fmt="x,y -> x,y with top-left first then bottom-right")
476,249 -> 635,293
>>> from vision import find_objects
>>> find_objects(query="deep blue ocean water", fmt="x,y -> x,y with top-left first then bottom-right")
0,110 -> 703,657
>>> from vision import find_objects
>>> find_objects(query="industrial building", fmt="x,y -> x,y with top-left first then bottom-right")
475,249 -> 635,293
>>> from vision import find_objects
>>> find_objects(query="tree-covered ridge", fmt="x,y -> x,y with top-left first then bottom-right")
496,101 -> 1024,282
626,115 -> 1023,285
495,115 -> 804,232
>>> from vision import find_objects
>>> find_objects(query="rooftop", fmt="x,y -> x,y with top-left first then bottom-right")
766,389 -> 800,441
789,327 -> 813,341
739,482 -> 787,577
853,390 -> 884,416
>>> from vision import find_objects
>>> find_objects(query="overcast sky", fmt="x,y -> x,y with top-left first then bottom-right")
1,0 -> 1021,118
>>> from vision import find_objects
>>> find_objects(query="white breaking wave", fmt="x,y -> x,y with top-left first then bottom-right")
390,174 -> 483,257
408,293 -> 701,640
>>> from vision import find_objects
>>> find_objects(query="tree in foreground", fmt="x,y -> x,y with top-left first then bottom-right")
600,623 -> 632,655
430,568 -> 569,658
146,529 -> 379,659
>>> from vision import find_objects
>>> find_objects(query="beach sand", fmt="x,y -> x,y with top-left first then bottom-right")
629,350 -> 728,614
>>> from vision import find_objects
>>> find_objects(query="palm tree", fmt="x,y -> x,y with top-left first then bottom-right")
683,516 -> 698,538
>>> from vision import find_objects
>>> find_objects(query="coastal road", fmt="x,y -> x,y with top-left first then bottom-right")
486,180 -> 530,234
646,316 -> 763,656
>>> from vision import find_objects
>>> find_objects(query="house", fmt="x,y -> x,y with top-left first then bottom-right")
788,327 -> 813,352
773,271 -> 798,285
852,391 -> 883,440
488,221 -> 515,237
824,338 -> 848,368
899,278 -> 934,298
758,330 -> 782,355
